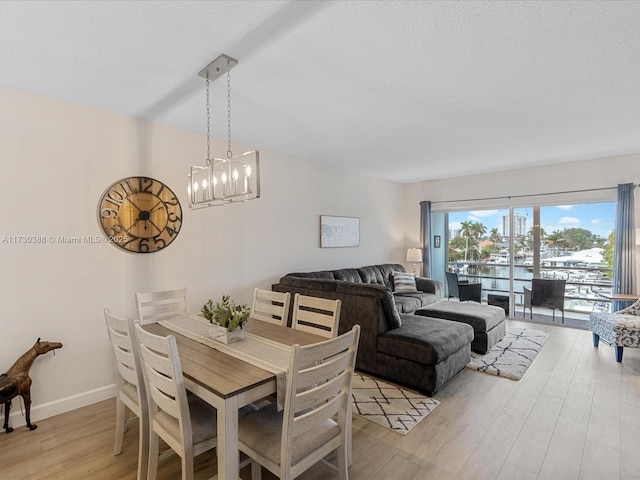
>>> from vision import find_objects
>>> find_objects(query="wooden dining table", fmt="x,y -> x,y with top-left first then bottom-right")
143,318 -> 326,480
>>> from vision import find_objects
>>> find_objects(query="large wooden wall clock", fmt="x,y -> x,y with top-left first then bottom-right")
98,176 -> 182,253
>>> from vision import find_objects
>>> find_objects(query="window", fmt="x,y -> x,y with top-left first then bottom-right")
440,202 -> 615,324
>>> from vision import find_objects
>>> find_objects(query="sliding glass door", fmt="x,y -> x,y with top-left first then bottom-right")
444,202 -> 615,325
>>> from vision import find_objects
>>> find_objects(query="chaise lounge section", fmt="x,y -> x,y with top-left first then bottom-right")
378,314 -> 473,395
415,301 -> 506,354
273,264 -> 473,395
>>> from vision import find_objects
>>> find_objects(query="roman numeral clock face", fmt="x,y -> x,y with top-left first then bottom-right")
98,177 -> 182,253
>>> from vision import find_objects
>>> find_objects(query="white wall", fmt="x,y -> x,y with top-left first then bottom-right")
0,87 -> 405,425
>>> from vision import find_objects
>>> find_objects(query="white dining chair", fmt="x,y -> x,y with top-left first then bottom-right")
251,288 -> 291,326
133,321 -> 254,480
104,309 -> 148,480
134,321 -> 218,480
238,325 -> 360,480
291,293 -> 341,338
136,288 -> 187,324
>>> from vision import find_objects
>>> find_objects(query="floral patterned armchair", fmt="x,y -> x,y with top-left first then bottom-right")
589,299 -> 640,362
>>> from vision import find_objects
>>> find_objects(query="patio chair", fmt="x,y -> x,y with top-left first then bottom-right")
445,272 -> 482,303
523,278 -> 566,324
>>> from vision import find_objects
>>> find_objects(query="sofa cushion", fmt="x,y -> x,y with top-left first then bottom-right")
333,268 -> 363,283
378,315 -> 473,365
416,301 -> 505,333
334,282 -> 402,330
392,271 -> 418,293
358,265 -> 386,285
376,264 -> 403,290
279,277 -> 339,293
284,271 -> 335,280
393,294 -> 424,313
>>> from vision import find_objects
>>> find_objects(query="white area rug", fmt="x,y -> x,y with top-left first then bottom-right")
466,327 -> 548,380
351,373 -> 439,435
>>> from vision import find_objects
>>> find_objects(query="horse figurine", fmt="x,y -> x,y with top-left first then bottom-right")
0,338 -> 63,433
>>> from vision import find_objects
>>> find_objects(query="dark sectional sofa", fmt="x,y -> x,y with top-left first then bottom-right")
273,263 -> 474,395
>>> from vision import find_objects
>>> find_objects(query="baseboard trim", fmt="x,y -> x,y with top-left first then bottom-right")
7,384 -> 116,428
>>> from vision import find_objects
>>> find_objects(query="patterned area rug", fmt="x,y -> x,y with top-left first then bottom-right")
466,327 -> 549,380
351,373 -> 439,434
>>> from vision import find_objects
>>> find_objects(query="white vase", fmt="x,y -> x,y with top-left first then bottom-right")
208,323 -> 245,344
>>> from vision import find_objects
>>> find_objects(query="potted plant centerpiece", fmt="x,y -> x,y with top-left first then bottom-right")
201,295 -> 250,344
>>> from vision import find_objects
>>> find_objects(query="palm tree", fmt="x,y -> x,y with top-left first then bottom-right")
460,221 -> 474,261
472,222 -> 487,240
469,222 -> 487,261
489,227 -> 500,242
547,229 -> 564,254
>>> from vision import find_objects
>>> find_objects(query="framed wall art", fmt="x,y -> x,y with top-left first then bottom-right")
320,215 -> 360,248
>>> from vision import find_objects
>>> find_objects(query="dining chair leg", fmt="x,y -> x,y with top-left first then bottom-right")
182,454 -> 194,480
250,460 -> 262,480
114,399 -> 126,455
137,415 -> 149,480
148,430 -> 160,480
337,443 -> 348,480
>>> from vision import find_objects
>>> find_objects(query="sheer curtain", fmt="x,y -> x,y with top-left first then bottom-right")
420,201 -> 432,278
612,183 -> 636,311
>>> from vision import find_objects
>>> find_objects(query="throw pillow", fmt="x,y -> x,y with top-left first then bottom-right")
393,271 -> 418,293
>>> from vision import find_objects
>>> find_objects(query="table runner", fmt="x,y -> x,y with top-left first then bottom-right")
159,315 -> 290,409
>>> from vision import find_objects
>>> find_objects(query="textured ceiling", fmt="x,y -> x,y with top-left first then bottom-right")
2,0 -> 640,183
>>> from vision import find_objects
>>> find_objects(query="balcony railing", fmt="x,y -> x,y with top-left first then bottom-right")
448,261 -> 614,315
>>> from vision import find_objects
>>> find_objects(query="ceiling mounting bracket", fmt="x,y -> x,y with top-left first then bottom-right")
198,54 -> 238,81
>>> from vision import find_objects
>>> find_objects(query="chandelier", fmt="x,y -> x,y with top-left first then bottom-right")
188,54 -> 260,208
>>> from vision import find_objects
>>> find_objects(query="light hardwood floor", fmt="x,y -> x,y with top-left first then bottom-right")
1,319 -> 639,480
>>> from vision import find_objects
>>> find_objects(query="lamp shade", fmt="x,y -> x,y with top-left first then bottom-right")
406,248 -> 423,263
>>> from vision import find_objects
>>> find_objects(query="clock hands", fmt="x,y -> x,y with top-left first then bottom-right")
147,200 -> 164,215
144,218 -> 163,236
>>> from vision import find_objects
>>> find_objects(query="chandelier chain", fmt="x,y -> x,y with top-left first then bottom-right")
205,75 -> 211,165
227,58 -> 232,159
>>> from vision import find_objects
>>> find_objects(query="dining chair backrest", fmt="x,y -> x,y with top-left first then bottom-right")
291,294 -> 341,338
280,324 -> 360,478
133,322 -> 192,456
136,288 -> 187,324
133,322 -> 223,480
104,309 -> 148,480
251,288 -> 291,327
238,325 -> 361,480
